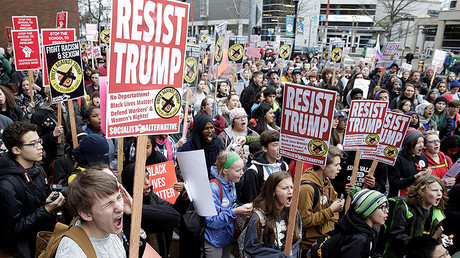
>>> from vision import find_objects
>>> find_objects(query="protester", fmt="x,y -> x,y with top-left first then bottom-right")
416,102 -> 436,131
389,84 -> 417,110
0,86 -> 24,121
406,236 -> 451,258
436,81 -> 449,96
447,100 -> 460,134
431,96 -> 452,139
199,96 -> 227,135
85,70 -> 101,96
241,71 -> 264,115
422,130 -> 455,188
15,77 -> 45,120
243,172 -> 302,257
223,92 -> 241,124
250,103 -> 279,134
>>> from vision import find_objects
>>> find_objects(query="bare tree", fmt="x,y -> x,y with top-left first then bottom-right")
78,0 -> 111,29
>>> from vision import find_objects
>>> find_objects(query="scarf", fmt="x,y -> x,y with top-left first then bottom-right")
192,113 -> 221,151
155,137 -> 173,161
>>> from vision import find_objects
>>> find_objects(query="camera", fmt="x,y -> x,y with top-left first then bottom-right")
48,184 -> 68,202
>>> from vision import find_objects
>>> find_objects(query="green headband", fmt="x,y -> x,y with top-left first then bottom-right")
223,153 -> 241,169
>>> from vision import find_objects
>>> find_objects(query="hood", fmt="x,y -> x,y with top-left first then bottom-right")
335,211 -> 375,236
251,151 -> 279,167
0,156 -> 42,178
210,166 -> 235,190
301,167 -> 333,188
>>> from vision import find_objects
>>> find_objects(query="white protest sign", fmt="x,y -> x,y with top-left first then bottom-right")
365,48 -> 376,63
176,150 -> 217,216
85,23 -> 98,41
381,42 -> 400,62
353,79 -> 370,98
432,49 -> 447,68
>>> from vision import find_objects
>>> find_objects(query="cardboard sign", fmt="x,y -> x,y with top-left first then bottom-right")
228,36 -> 246,64
12,16 -> 38,30
278,38 -> 294,60
183,44 -> 200,90
5,27 -> 12,44
44,41 -> 85,104
86,45 -> 102,59
343,100 -> 388,152
361,112 -> 410,165
56,11 -> 68,28
246,47 -> 260,58
330,41 -> 344,63
364,47 -> 376,63
381,42 -> 400,62
106,0 -> 189,138
42,28 -> 76,86
11,30 -> 41,71
279,83 -> 336,166
85,23 -> 98,41
250,35 -> 259,47
213,22 -> 227,68
146,160 -> 178,204
353,79 -> 370,98
432,49 -> 447,68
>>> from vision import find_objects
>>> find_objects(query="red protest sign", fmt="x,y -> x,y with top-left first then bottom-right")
56,11 -> 68,28
6,27 -> 12,44
343,100 -> 388,152
279,83 -> 336,166
106,0 -> 189,138
12,30 -> 41,71
12,16 -> 38,30
146,161 -> 178,204
42,28 -> 76,86
361,112 -> 410,165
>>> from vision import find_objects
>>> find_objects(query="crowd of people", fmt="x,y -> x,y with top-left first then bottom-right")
1,42 -> 460,258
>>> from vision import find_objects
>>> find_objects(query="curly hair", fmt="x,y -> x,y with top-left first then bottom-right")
2,121 -> 37,159
406,175 -> 448,210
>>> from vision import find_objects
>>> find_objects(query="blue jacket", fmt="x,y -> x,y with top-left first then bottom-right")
204,166 -> 238,247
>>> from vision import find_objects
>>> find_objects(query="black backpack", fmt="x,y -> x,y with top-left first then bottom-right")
308,231 -> 369,258
301,180 -> 319,208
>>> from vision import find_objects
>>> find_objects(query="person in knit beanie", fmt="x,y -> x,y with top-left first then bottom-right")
431,96 -> 452,140
389,127 -> 430,197
318,186 -> 388,257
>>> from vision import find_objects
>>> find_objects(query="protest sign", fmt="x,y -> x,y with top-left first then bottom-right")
44,41 -> 85,104
86,45 -> 102,59
106,0 -> 189,138
381,42 -> 400,62
279,83 -> 336,166
213,22 -> 227,69
42,28 -> 76,86
183,44 -> 200,90
361,112 -> 410,165
364,47 -> 377,63
246,47 -> 260,58
278,38 -> 294,60
330,41 -> 344,63
12,16 -> 38,30
343,100 -> 388,152
5,27 -> 12,45
177,150 -> 217,216
85,23 -> 98,41
432,49 -> 447,68
100,29 -> 111,44
146,160 -> 178,204
353,79 -> 370,98
228,36 -> 246,64
250,35 -> 259,47
200,30 -> 208,43
56,11 -> 68,28
11,30 -> 41,71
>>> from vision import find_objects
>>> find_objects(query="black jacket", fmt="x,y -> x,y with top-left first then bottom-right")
0,157 -> 55,257
240,82 -> 260,116
388,151 -> 428,197
0,106 -> 24,122
444,184 -> 460,253
329,211 -> 379,258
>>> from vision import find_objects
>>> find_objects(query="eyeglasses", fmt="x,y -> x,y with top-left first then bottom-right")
426,140 -> 441,144
378,205 -> 389,212
234,115 -> 248,121
425,107 -> 435,111
20,139 -> 43,148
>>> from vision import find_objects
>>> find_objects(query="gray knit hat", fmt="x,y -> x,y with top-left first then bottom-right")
349,186 -> 388,218
402,127 -> 423,148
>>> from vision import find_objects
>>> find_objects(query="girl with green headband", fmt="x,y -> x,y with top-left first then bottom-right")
203,151 -> 253,257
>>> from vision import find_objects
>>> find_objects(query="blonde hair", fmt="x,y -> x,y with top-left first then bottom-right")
406,175 -> 448,209
423,130 -> 438,143
215,151 -> 234,174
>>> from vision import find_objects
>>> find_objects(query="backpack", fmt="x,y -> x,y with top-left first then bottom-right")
183,178 -> 223,237
237,209 -> 266,258
36,218 -> 97,258
301,180 -> 320,209
308,231 -> 368,258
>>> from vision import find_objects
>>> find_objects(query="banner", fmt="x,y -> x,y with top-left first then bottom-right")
228,36 -> 246,64
286,15 -> 294,36
322,45 -> 329,61
279,83 -> 336,166
44,41 -> 85,104
432,49 -> 447,68
364,47 -> 376,63
361,112 -> 410,165
106,0 -> 189,138
5,27 -> 12,45
343,100 -> 388,152
278,38 -> 294,60
146,160 -> 178,204
11,30 -> 41,71
12,16 -> 38,30
183,44 -> 200,90
213,22 -> 227,69
330,40 -> 345,63
42,28 -> 76,86
381,42 -> 400,62
85,23 -> 98,41
297,17 -> 304,35
56,11 -> 68,28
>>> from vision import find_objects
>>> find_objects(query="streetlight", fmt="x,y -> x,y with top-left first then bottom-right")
352,15 -> 357,52
293,0 -> 300,52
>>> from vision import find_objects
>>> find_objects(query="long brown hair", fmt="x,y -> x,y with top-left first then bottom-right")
406,175 -> 448,209
0,86 -> 16,109
252,172 -> 300,248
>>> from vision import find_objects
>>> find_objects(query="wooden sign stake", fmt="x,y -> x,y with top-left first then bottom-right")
331,63 -> 337,87
345,150 -> 362,212
376,63 -> 387,87
57,102 -> 62,144
129,135 -> 148,258
284,160 -> 304,255
362,160 -> 378,190
27,70 -> 35,112
117,138 -> 124,182
182,89 -> 191,138
429,66 -> 437,90
67,100 -> 79,149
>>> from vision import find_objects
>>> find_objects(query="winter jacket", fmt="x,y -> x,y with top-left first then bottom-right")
423,151 -> 453,179
0,157 -> 55,257
0,106 -> 25,122
328,211 -> 379,258
237,152 -> 288,204
204,167 -> 238,248
444,184 -> 460,253
383,198 -> 445,257
243,210 -> 301,257
14,93 -> 45,121
430,112 -> 452,140
451,113 -> 460,135
298,168 -> 339,250
0,55 -> 12,84
241,82 -> 261,115
389,151 -> 428,197
218,126 -> 259,166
